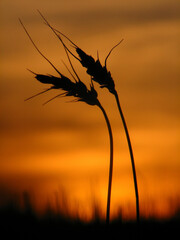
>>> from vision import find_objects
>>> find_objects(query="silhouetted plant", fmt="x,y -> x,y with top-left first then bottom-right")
52,25 -> 140,223
20,18 -> 114,225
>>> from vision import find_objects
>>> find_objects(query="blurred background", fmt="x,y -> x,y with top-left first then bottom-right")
0,0 -> 179,221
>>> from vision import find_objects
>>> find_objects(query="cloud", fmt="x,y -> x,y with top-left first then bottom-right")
48,1 -> 180,36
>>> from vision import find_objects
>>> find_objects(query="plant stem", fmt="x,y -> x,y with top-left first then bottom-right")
97,102 -> 113,225
114,90 -> 140,223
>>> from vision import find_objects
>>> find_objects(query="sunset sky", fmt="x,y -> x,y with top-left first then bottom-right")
0,0 -> 179,220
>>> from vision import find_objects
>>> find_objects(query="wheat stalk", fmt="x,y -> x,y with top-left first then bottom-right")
20,17 -> 114,224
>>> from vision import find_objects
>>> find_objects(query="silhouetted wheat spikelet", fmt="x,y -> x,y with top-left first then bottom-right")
20,16 -> 114,225
50,23 -> 140,223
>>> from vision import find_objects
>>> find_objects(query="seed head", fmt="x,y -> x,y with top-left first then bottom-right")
29,71 -> 99,106
76,47 -> 116,94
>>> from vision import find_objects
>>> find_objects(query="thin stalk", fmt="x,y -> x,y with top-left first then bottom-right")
97,102 -> 113,225
114,90 -> 139,223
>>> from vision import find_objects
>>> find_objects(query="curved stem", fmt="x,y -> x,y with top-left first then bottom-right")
97,102 -> 113,225
114,90 -> 140,223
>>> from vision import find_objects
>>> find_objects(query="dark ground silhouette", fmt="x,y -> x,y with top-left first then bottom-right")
0,194 -> 179,240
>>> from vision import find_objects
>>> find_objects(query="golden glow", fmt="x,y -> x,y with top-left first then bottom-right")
0,0 -> 179,221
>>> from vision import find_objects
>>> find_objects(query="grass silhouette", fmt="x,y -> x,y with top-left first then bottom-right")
51,27 -> 140,223
20,16 -> 114,225
0,191 -> 179,240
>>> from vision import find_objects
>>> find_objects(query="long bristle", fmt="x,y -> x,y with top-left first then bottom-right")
37,10 -> 80,61
37,10 -> 81,82
25,88 -> 52,101
61,60 -> 77,82
105,39 -> 124,67
19,18 -> 62,76
42,92 -> 67,105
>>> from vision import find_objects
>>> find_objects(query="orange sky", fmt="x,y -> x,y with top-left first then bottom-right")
0,0 -> 180,221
